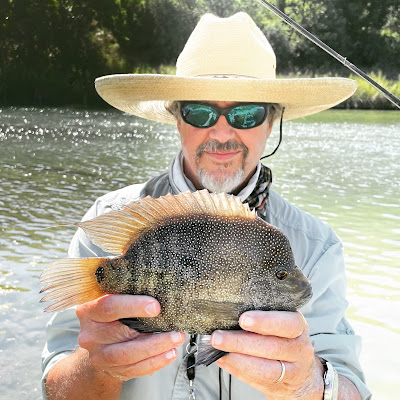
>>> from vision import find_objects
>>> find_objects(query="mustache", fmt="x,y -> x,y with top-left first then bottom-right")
196,140 -> 249,158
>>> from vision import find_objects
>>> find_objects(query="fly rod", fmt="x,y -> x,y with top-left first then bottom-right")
257,0 -> 400,109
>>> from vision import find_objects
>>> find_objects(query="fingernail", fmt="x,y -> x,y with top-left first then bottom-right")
171,331 -> 183,344
212,331 -> 223,346
144,302 -> 157,316
166,349 -> 177,360
240,315 -> 254,328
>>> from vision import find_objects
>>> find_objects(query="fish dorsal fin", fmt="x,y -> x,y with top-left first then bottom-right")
76,189 -> 256,255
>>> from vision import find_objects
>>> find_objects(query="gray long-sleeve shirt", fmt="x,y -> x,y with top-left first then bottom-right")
41,156 -> 371,399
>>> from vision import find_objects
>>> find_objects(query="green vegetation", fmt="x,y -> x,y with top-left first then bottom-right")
344,73 -> 400,109
1,0 -> 399,109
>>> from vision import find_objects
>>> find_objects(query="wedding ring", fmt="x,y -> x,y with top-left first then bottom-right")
274,360 -> 286,383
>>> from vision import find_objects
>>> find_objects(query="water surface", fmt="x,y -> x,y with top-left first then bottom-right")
0,108 -> 399,398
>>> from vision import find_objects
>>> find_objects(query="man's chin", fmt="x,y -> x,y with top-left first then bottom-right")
198,168 -> 244,194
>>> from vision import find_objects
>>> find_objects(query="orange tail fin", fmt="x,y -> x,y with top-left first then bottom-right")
40,257 -> 107,312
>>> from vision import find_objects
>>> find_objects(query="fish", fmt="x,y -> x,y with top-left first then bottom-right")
40,189 -> 312,366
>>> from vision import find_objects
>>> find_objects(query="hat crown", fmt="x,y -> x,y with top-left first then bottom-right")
95,12 -> 358,123
176,12 -> 276,79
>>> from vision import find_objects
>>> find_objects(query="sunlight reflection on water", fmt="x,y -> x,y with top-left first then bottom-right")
0,108 -> 399,398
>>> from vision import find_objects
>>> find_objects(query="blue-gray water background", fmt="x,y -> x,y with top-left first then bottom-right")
0,108 -> 399,399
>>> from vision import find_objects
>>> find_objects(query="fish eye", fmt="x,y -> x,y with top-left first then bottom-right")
275,267 -> 288,280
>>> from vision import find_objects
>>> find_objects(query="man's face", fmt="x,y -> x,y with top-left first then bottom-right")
177,101 -> 273,194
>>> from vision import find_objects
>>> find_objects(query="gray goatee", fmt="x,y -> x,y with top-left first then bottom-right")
199,167 -> 245,194
196,140 -> 248,194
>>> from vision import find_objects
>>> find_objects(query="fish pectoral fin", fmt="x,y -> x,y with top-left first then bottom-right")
119,318 -> 163,333
195,336 -> 228,366
194,299 -> 243,321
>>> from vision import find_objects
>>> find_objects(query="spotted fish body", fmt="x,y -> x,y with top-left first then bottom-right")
40,190 -> 312,363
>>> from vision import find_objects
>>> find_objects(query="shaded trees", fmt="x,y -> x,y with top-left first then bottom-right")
0,0 -> 398,106
1,0 -> 112,104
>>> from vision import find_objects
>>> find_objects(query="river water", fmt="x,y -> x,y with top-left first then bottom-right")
0,107 -> 399,398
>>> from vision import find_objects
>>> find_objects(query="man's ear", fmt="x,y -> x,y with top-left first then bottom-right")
176,119 -> 182,134
266,121 -> 273,139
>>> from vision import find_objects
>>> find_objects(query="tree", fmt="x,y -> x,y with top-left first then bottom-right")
0,0 -> 398,105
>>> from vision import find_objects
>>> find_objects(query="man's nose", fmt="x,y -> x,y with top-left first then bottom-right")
208,115 -> 236,142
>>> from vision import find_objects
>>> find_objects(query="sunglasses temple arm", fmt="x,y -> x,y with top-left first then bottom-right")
260,107 -> 285,160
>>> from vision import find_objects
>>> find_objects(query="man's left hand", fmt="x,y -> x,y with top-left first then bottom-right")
212,310 -> 324,399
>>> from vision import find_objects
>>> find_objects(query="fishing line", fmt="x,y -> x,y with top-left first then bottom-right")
257,0 -> 400,109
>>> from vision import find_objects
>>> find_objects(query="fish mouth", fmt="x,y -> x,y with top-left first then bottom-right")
299,283 -> 313,304
284,270 -> 313,308
297,277 -> 313,307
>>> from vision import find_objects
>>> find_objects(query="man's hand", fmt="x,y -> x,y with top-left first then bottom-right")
46,294 -> 185,400
211,310 -> 325,400
76,294 -> 185,381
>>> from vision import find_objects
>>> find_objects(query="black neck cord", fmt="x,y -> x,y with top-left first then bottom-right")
187,336 -> 232,400
260,107 -> 285,160
219,368 -> 222,400
219,367 -> 232,400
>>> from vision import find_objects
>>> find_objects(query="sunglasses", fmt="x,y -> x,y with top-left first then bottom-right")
180,102 -> 270,129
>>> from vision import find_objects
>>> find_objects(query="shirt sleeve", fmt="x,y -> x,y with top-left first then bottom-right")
301,241 -> 372,400
41,203 -> 100,399
41,307 -> 80,400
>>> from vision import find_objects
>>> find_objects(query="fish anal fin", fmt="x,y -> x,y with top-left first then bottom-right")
40,257 -> 106,312
196,336 -> 229,366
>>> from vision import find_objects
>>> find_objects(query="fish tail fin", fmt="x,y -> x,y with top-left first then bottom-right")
195,336 -> 229,367
40,257 -> 107,312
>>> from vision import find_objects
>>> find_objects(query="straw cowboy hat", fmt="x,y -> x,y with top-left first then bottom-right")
95,12 -> 357,122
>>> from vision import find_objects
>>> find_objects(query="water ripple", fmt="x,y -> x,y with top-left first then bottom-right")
0,107 -> 399,398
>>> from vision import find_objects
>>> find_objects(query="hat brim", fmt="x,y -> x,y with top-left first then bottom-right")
95,74 -> 357,123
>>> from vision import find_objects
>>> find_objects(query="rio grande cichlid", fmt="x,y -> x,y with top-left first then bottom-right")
40,190 -> 312,365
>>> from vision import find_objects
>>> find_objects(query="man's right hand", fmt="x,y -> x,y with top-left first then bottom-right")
76,294 -> 185,381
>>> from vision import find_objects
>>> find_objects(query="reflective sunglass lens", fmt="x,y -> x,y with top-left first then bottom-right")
228,105 -> 267,129
182,104 -> 217,128
181,103 -> 268,129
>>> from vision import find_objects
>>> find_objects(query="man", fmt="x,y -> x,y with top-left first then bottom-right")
42,12 -> 371,400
